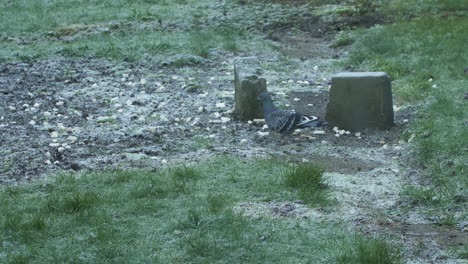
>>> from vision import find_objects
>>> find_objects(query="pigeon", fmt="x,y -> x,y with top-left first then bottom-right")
258,91 -> 328,135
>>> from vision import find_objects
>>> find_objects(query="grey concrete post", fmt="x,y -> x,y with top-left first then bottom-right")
325,72 -> 394,131
234,63 -> 267,121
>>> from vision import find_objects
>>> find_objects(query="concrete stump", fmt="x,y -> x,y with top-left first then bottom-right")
325,72 -> 394,131
234,64 -> 266,121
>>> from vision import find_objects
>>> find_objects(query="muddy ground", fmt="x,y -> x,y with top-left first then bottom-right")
1,14 -> 466,264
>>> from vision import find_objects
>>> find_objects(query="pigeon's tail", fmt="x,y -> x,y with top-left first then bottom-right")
297,115 -> 328,128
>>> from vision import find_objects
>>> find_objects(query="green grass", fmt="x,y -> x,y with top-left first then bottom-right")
336,235 -> 402,264
0,0 -> 279,63
284,163 -> 331,205
343,1 -> 468,219
1,157 -> 395,263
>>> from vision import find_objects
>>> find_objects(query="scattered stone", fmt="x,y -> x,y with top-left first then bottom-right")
216,102 -> 226,108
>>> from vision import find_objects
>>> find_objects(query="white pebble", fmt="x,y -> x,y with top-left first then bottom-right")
307,104 -> 314,107
122,73 -> 129,78
208,134 -> 216,138
45,152 -> 51,158
8,106 -> 16,111
313,66 -> 319,71
28,120 -> 36,125
312,130 -> 325,135
45,160 -> 52,165
215,102 -> 226,108
58,147 -> 65,152
56,101 -> 64,106
140,79 -> 147,85
49,143 -> 61,147
67,136 -> 78,142
220,117 -> 230,123
355,132 -> 361,137
253,119 -> 265,124
92,83 -> 98,88
198,106 -> 204,113
293,98 -> 300,102
262,124 -> 268,130
213,112 -> 221,118
257,131 -> 269,137
33,103 -> 41,108
161,159 -> 167,164
50,132 -> 59,138
247,120 -> 253,124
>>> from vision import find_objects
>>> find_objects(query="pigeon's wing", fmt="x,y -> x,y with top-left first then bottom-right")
297,114 -> 319,126
266,109 -> 301,133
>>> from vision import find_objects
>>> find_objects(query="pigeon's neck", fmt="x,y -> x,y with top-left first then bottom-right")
262,100 -> 277,116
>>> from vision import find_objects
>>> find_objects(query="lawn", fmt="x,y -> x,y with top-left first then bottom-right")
0,158 -> 401,263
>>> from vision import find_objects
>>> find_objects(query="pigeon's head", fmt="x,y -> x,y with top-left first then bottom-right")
257,91 -> 273,104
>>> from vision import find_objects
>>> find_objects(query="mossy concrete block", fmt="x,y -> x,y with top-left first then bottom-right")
234,64 -> 267,121
325,72 -> 394,131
